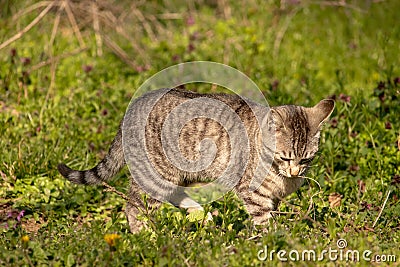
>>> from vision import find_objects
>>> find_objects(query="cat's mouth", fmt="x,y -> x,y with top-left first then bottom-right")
279,169 -> 303,178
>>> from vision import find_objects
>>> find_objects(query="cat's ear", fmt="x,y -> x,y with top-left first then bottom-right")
261,109 -> 285,132
309,99 -> 335,128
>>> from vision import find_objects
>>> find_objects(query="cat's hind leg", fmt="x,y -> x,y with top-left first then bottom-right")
125,181 -> 161,233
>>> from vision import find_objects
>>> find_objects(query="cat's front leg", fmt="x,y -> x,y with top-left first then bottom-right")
240,191 -> 279,226
246,202 -> 274,225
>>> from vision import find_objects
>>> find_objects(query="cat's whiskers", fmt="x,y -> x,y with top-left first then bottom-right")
306,164 -> 319,169
278,170 -> 289,177
297,175 -> 321,191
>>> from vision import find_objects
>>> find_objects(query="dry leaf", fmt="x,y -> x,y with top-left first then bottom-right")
391,175 -> 400,187
328,192 -> 342,208
0,101 -> 20,116
211,209 -> 219,217
22,217 -> 45,234
363,225 -> 375,232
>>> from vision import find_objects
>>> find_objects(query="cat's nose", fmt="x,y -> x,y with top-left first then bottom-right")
290,166 -> 300,176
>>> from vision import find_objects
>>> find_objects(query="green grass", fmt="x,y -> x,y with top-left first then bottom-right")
1,0 -> 399,266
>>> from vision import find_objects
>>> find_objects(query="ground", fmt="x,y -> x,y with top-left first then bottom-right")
0,0 -> 399,266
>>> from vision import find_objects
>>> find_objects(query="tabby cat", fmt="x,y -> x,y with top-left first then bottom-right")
58,88 -> 334,232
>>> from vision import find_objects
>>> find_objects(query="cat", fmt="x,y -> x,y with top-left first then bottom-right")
58,88 -> 334,232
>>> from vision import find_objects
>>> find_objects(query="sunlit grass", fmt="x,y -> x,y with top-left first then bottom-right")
1,0 -> 399,265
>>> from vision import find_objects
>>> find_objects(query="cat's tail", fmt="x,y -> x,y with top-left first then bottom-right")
58,127 -> 125,185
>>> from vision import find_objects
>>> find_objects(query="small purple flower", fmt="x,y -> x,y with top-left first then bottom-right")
187,43 -> 195,52
17,210 -> 25,222
135,66 -> 145,73
186,16 -> 195,26
82,65 -> 93,73
385,122 -> 392,129
392,174 -> 400,186
271,80 -> 279,91
21,57 -> 31,66
361,201 -> 372,211
394,77 -> 400,86
189,32 -> 199,41
339,93 -> 351,103
377,81 -> 385,90
172,55 -> 180,62
10,48 -> 17,57
349,165 -> 360,172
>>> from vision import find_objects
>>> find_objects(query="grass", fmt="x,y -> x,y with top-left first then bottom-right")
1,0 -> 399,266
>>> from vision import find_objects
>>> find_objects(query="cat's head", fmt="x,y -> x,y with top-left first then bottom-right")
268,99 -> 335,178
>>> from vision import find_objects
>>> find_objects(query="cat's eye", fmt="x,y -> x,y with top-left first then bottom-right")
280,157 -> 291,162
299,158 -> 313,164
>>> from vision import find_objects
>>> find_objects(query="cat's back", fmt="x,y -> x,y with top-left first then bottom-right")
133,88 -> 264,125
135,87 -> 248,107
126,88 -> 262,183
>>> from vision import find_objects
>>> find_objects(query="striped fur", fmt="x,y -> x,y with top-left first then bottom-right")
57,126 -> 124,185
58,88 -> 334,232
